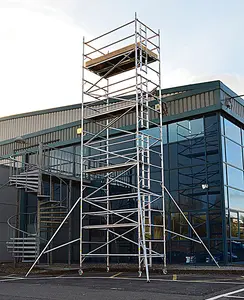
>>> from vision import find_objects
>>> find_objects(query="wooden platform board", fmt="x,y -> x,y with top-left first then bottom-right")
85,43 -> 158,78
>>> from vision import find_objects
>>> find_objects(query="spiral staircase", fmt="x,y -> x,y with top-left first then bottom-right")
4,146 -> 72,263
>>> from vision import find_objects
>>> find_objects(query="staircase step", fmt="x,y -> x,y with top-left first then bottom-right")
12,255 -> 37,258
9,174 -> 39,179
10,237 -> 37,240
40,211 -> 67,214
9,250 -> 38,254
40,217 -> 66,219
22,260 -> 35,263
40,201 -> 65,205
9,173 -> 39,179
40,221 -> 66,224
18,169 -> 39,175
7,242 -> 37,245
9,177 -> 39,183
40,225 -> 67,229
10,184 -> 38,192
40,206 -> 67,210
40,219 -> 66,222
7,245 -> 37,249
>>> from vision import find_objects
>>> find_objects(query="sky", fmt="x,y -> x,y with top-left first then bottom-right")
0,0 -> 244,117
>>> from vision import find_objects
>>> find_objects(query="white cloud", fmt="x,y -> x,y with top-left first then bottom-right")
163,66 -> 244,99
162,68 -> 196,88
0,7 -> 90,117
0,4 -> 243,119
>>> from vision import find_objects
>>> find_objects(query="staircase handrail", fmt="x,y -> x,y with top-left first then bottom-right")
0,180 -> 11,190
7,213 -> 47,242
8,155 -> 70,209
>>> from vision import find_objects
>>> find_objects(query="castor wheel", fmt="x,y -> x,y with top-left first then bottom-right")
78,269 -> 83,276
163,268 -> 167,275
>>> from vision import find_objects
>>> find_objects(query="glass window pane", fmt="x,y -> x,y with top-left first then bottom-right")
169,123 -> 177,143
170,169 -> 179,191
226,139 -> 243,168
209,212 -> 222,238
191,189 -> 208,210
177,120 -> 190,141
169,118 -> 204,143
230,211 -> 238,238
162,125 -> 167,144
190,118 -> 204,136
224,118 -> 241,144
226,210 -> 230,238
171,212 -> 188,239
239,212 -> 244,239
229,188 -> 244,211
141,126 -> 167,145
191,213 -> 207,238
169,143 -> 177,169
205,114 -> 218,134
207,163 -> 220,187
163,144 -> 169,170
227,165 -> 244,190
208,189 -> 221,210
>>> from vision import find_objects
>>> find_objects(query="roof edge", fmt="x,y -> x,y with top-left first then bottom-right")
0,80 -> 224,122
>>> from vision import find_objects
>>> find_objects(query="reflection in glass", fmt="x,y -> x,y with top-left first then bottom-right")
168,118 -> 204,143
191,118 -> 204,136
224,118 -> 241,144
209,212 -> 222,238
230,211 -> 238,238
227,165 -> 244,190
239,212 -> 244,239
226,210 -> 230,238
225,139 -> 243,168
168,122 -> 177,143
171,213 -> 188,239
228,188 -> 244,210
208,191 -> 221,209
192,213 -> 207,238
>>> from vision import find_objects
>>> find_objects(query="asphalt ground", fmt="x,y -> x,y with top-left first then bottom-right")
1,272 -> 244,300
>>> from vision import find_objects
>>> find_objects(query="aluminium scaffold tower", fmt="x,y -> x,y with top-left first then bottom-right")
26,15 -> 220,282
80,15 -> 165,282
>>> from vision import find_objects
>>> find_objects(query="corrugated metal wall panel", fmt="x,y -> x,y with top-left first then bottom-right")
191,95 -> 196,110
1,88 -> 239,145
0,108 -> 83,142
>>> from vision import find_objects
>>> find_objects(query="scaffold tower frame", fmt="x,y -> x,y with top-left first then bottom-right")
79,14 -> 165,282
25,15 -> 220,282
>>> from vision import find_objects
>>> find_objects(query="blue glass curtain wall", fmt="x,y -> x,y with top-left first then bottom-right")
162,113 -> 223,263
221,115 -> 244,262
